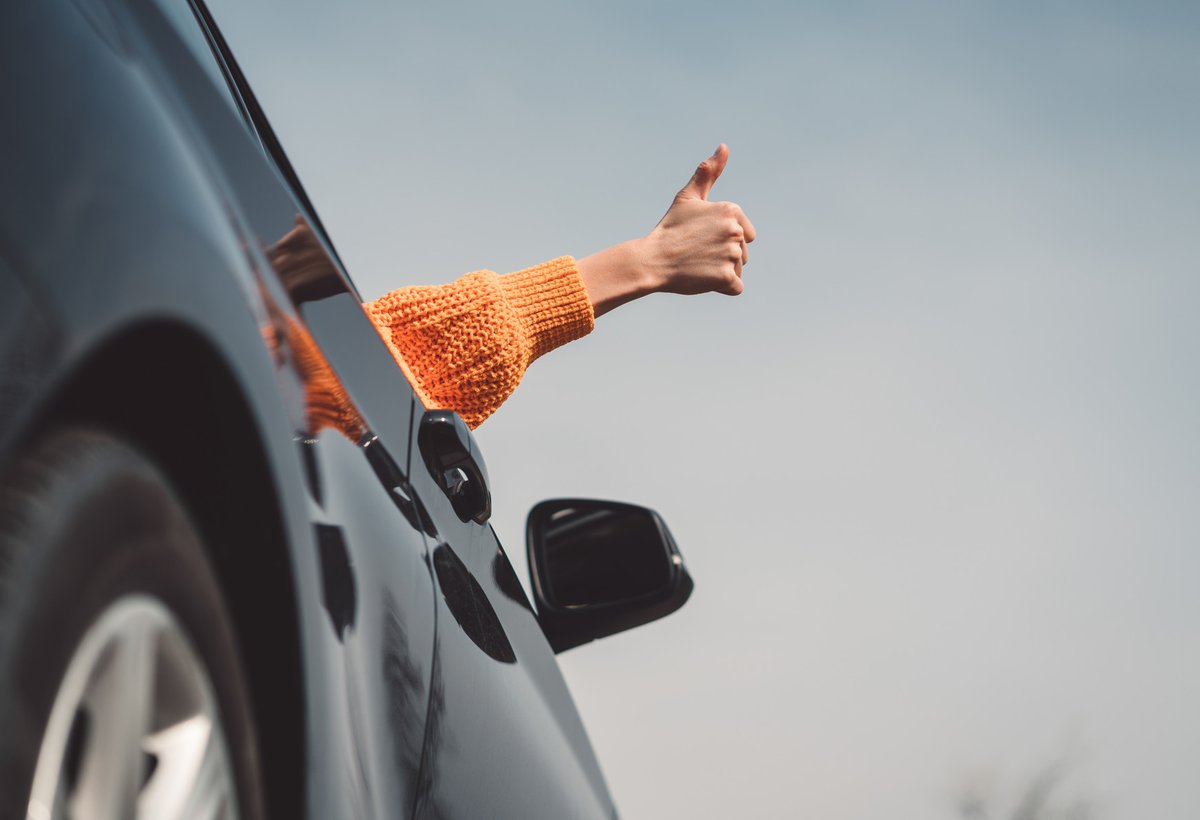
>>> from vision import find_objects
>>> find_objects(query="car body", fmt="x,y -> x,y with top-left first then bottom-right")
0,1 -> 691,817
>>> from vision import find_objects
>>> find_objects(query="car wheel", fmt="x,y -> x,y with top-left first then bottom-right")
0,429 -> 267,820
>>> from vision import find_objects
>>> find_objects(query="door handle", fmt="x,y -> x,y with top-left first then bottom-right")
418,410 -> 491,524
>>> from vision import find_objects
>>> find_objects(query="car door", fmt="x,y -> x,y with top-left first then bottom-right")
406,412 -> 617,820
113,1 -> 440,816
121,3 -> 616,817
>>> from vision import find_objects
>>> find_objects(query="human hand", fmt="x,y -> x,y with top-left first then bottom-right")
576,144 -> 757,316
638,144 -> 757,297
266,214 -> 342,302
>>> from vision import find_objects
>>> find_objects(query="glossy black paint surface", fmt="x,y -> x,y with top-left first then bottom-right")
405,415 -> 614,820
0,1 -> 620,818
418,409 -> 493,525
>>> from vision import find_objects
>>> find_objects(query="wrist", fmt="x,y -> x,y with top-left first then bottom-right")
577,239 -> 660,318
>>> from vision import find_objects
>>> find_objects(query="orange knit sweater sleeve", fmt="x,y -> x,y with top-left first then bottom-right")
362,256 -> 595,429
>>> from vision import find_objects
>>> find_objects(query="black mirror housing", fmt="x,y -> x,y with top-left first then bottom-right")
526,499 -> 693,653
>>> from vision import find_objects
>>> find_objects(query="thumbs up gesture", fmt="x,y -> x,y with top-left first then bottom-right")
577,144 -> 757,316
647,144 -> 757,296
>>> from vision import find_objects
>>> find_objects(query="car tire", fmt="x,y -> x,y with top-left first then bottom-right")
0,428 -> 267,820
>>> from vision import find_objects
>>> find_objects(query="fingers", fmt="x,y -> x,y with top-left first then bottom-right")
275,226 -> 306,247
720,265 -> 745,296
676,143 -> 729,202
272,214 -> 313,249
714,200 -> 756,244
717,238 -> 746,296
738,209 -> 757,243
725,209 -> 750,265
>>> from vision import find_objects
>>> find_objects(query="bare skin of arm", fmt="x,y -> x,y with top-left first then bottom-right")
577,144 -> 758,318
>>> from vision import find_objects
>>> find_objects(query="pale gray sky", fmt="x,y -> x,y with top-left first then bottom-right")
211,1 -> 1200,816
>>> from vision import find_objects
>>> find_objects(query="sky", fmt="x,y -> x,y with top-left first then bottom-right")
209,2 -> 1200,817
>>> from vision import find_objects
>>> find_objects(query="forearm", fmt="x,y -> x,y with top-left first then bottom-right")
575,239 -> 660,318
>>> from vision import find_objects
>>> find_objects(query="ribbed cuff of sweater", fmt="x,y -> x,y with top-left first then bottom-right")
363,255 -> 594,428
498,255 -> 595,365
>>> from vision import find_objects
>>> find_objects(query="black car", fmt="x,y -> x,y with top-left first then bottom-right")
0,1 -> 693,817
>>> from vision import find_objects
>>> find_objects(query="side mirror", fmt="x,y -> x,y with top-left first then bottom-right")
526,499 -> 693,653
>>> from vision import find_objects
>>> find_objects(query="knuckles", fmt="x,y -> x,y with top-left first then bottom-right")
708,203 -> 750,237
714,200 -> 756,242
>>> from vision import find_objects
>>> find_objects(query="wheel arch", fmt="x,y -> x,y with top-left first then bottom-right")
34,318 -> 306,820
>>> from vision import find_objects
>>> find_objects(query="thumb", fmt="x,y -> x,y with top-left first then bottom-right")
675,144 -> 729,202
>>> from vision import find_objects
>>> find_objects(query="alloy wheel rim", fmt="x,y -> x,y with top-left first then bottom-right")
26,595 -> 240,820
